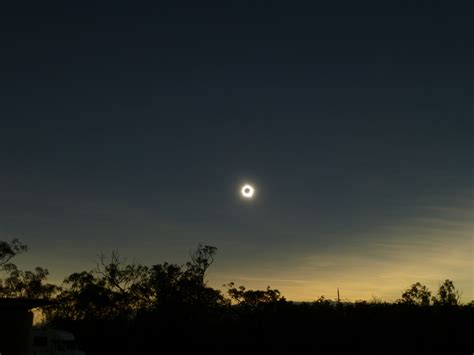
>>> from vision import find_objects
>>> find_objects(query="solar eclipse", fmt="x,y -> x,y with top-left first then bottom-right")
241,184 -> 255,199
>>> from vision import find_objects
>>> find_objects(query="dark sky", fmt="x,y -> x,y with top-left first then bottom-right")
1,1 -> 473,301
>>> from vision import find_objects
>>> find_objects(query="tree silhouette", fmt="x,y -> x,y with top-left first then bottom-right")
0,238 -> 27,269
0,238 -> 56,299
46,244 -> 226,322
225,282 -> 285,308
0,263 -> 58,298
46,252 -> 152,321
432,279 -> 461,306
148,244 -> 226,308
95,251 -> 151,312
399,282 -> 432,306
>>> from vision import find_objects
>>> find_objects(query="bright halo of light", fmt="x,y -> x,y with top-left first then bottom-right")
241,184 -> 255,198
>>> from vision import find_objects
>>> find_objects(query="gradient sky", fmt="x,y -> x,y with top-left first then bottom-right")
1,1 -> 473,302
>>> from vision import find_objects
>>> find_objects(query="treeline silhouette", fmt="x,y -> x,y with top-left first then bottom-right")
1,239 -> 473,355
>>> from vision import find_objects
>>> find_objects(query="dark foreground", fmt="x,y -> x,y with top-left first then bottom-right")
48,302 -> 473,355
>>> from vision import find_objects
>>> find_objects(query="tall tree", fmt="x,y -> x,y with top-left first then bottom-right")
399,282 -> 432,306
46,253 -> 151,321
0,239 -> 56,299
148,244 -> 226,307
432,279 -> 461,306
0,264 -> 57,298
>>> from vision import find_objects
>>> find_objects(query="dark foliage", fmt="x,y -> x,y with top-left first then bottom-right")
0,239 -> 57,298
398,282 -> 432,306
0,238 -> 27,268
1,239 -> 473,354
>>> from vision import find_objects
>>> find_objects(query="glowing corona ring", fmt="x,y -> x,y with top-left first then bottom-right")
241,184 -> 255,198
